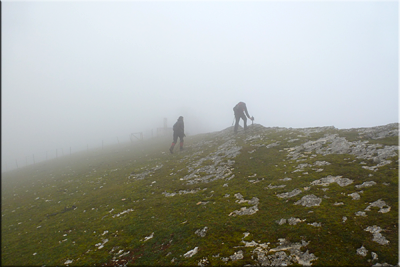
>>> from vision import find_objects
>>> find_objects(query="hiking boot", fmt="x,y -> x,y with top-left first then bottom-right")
169,147 -> 173,154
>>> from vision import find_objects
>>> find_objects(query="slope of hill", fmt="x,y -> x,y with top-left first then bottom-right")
2,123 -> 398,266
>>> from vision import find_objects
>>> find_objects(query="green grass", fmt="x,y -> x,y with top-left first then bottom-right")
2,125 -> 398,266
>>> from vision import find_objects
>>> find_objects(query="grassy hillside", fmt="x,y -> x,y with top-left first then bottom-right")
2,123 -> 398,266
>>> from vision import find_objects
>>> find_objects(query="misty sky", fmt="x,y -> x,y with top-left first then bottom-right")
2,0 -> 398,171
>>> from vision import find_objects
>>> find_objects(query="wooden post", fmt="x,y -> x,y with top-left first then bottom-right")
26,156 -> 28,166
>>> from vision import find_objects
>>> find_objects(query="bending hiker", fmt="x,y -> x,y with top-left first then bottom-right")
170,116 -> 185,153
233,102 -> 254,133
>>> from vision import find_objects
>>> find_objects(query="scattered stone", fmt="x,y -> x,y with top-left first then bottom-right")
314,161 -> 331,166
198,257 -> 209,266
129,165 -> 163,180
266,184 -> 286,189
362,166 -> 378,171
162,188 -> 203,197
365,199 -> 391,213
265,238 -> 318,266
112,209 -> 134,218
229,205 -> 259,216
195,227 -> 208,237
242,240 -> 259,247
311,175 -> 353,187
296,163 -> 312,170
355,211 -> 367,217
221,257 -> 229,262
184,247 -> 199,258
229,250 -> 244,261
355,181 -> 377,189
64,259 -> 73,265
364,226 -> 390,245
276,218 -> 286,225
266,142 -> 280,148
357,123 -> 399,139
348,192 -> 361,200
334,202 -> 344,206
162,192 -> 177,197
308,222 -> 321,227
288,217 -> 306,225
372,262 -> 394,266
234,193 -> 259,205
287,129 -> 398,166
280,177 -> 292,181
248,178 -> 263,184
372,252 -> 378,261
277,188 -> 302,199
181,139 -> 241,185
142,232 -> 154,242
357,246 -> 368,256
294,195 -> 322,207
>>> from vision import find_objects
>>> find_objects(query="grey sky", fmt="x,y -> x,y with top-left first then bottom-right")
2,1 -> 398,171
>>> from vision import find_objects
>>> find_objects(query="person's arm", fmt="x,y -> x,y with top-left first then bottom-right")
244,105 -> 251,119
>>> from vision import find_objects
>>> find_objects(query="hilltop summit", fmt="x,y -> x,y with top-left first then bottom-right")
2,123 -> 398,266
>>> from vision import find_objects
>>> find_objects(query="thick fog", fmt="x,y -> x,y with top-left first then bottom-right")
2,1 -> 398,172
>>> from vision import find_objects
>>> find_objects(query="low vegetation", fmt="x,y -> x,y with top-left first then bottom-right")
2,124 -> 398,266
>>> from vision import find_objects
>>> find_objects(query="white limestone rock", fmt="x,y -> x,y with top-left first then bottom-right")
294,195 -> 322,207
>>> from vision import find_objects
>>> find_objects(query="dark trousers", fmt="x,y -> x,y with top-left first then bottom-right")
173,132 -> 184,144
234,112 -> 247,133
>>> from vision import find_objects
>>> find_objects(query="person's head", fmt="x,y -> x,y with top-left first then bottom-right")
178,116 -> 183,121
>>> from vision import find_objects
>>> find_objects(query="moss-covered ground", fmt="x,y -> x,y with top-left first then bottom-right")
1,125 -> 398,266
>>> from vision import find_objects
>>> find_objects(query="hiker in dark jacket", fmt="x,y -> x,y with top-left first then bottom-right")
170,116 -> 185,153
233,102 -> 254,133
